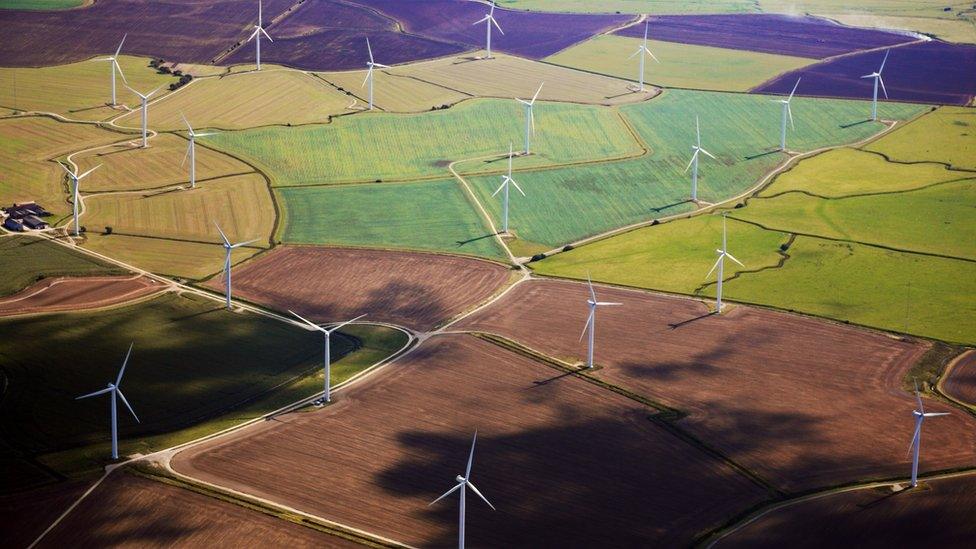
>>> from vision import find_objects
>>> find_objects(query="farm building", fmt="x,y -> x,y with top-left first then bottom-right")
3,217 -> 25,232
3,202 -> 51,220
22,215 -> 49,230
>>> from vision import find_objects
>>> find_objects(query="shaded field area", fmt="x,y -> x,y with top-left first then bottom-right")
204,246 -> 513,331
0,235 -> 126,296
455,279 -> 976,492
173,334 -> 768,547
755,41 -> 976,106
0,480 -> 89,549
0,275 -> 162,317
717,474 -> 976,547
36,472 -> 355,548
616,14 -> 913,58
943,351 -> 976,407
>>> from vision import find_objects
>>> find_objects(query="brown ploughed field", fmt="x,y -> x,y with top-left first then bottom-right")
0,276 -> 162,317
0,481 -> 90,549
173,335 -> 768,547
717,474 -> 976,548
943,350 -> 976,406
205,246 -> 513,331
454,279 -> 976,492
36,472 -> 352,548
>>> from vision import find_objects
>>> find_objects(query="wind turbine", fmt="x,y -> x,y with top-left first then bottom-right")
247,0 -> 273,71
684,116 -> 715,202
181,113 -> 216,189
705,214 -> 743,313
628,21 -> 659,92
288,310 -> 366,404
861,49 -> 889,121
214,222 -> 259,310
76,343 -> 139,460
96,34 -> 128,106
908,379 -> 949,488
491,143 -> 524,234
125,84 -> 163,148
60,163 -> 100,237
473,2 -> 503,59
579,273 -> 621,370
362,37 -> 389,110
772,77 -> 801,151
430,432 -> 495,549
515,83 -> 543,155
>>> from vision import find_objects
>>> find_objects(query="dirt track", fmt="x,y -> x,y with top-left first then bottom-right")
205,246 -> 513,331
943,350 -> 976,406
454,279 -> 976,492
173,335 -> 767,547
0,276 -> 162,317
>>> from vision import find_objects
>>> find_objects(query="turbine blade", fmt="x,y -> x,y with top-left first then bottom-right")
114,60 -> 128,85
247,27 -> 260,42
116,342 -> 134,386
878,75 -> 888,100
908,419 -> 922,456
596,302 -> 622,306
466,481 -> 496,510
59,162 -> 75,177
181,112 -> 193,133
115,33 -> 127,57
213,222 -> 231,246
860,74 -> 875,79
116,388 -> 140,423
429,482 -> 464,506
491,180 -> 507,197
491,16 -> 504,34
231,238 -> 261,248
878,49 -> 889,74
473,15 -> 490,25
146,85 -> 164,98
327,313 -> 367,334
373,63 -> 390,69
529,108 -> 535,134
788,77 -> 801,100
924,412 -> 950,417
725,252 -> 744,267
362,67 -> 372,88
194,132 -> 218,138
914,379 -> 924,414
261,27 -> 273,42
288,310 -> 327,332
586,272 -> 597,303
76,387 -> 113,400
646,48 -> 659,62
684,150 -> 698,172
700,148 -> 717,160
531,82 -> 543,103
515,98 -> 531,106
705,256 -> 722,278
787,104 -> 795,131
366,36 -> 374,63
465,431 -> 477,479
696,115 -> 701,145
628,48 -> 640,60
578,310 -> 594,342
77,164 -> 101,180
510,178 -> 525,196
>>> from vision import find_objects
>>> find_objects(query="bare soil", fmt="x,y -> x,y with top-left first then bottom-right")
944,350 -> 976,407
0,275 -> 162,317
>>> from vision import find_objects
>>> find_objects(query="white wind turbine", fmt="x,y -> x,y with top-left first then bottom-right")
473,2 -> 503,59
288,310 -> 366,404
491,143 -> 524,234
515,83 -> 543,155
685,116 -> 715,202
181,113 -> 216,189
430,431 -> 495,549
861,49 -> 889,121
705,214 -> 743,313
362,37 -> 389,111
908,379 -> 949,488
628,21 -> 658,92
96,34 -> 128,106
76,343 -> 139,460
60,163 -> 100,237
247,0 -> 273,71
214,222 -> 259,310
125,84 -> 163,148
772,77 -> 801,151
579,273 -> 621,370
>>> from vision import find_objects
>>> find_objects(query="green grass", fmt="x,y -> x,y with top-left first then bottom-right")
0,235 -> 125,296
276,180 -> 507,259
545,35 -> 815,92
202,98 -> 641,186
0,291 -> 406,489
866,107 -> 976,171
0,0 -> 85,9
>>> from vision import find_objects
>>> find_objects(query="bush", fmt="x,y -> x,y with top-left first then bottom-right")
158,66 -> 172,74
172,70 -> 183,77
530,253 -> 546,262
562,245 -> 574,252
651,219 -> 660,226
104,226 -> 113,235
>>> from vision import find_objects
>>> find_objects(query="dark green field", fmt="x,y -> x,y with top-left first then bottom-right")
0,235 -> 126,296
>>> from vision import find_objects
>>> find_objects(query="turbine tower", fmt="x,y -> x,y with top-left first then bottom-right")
181,113 -> 216,189
473,2 -> 503,59
125,84 -> 162,148
491,143 -> 524,234
772,77 -> 801,151
515,83 -> 543,155
289,310 -> 366,403
628,21 -> 659,92
76,343 -> 140,460
96,34 -> 128,106
684,116 -> 715,202
861,49 -> 889,121
362,37 -> 389,111
705,214 -> 743,313
214,222 -> 259,310
908,380 -> 949,488
430,432 -> 495,549
579,273 -> 621,369
60,163 -> 100,237
247,0 -> 273,71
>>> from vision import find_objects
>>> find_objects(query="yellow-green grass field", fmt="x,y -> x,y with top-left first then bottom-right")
0,56 -> 177,121
126,70 -> 353,131
72,133 -> 253,192
866,107 -> 976,170
82,233 -> 261,280
203,98 -> 641,186
0,234 -> 126,296
0,290 -> 406,487
545,35 -> 815,92
495,0 -> 754,13
0,116 -> 127,218
0,0 -> 85,8
276,179 -> 507,259
827,13 -> 975,44
394,52 -> 651,105
318,69 -> 469,113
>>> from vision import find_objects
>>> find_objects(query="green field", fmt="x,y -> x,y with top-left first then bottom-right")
866,107 -> 976,170
0,291 -> 406,489
0,0 -> 84,8
0,235 -> 126,296
202,98 -> 641,186
82,233 -> 261,281
545,35 -> 815,92
277,180 -> 507,259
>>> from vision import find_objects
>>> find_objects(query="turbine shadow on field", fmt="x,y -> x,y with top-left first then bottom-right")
840,119 -> 873,129
745,149 -> 781,161
456,234 -> 497,247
